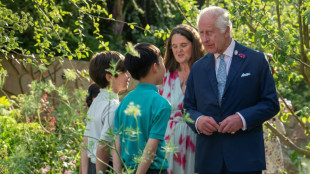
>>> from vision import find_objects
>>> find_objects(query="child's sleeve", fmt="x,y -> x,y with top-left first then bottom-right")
114,105 -> 120,135
149,105 -> 171,140
99,102 -> 119,142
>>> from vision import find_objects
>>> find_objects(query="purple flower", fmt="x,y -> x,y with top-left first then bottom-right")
238,53 -> 246,59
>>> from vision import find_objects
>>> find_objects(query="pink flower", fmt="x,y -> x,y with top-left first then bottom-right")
40,167 -> 51,173
238,53 -> 246,59
69,161 -> 76,168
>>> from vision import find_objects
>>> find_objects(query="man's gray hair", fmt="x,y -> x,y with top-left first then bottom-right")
197,6 -> 232,37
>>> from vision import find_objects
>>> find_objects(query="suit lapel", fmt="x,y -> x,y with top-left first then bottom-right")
224,42 -> 246,95
206,54 -> 218,97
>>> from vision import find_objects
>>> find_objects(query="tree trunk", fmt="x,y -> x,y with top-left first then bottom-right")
113,0 -> 124,35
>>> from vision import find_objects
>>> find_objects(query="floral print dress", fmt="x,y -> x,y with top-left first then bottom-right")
158,71 -> 196,174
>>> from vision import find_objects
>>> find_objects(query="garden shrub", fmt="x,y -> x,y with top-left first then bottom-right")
0,80 -> 87,173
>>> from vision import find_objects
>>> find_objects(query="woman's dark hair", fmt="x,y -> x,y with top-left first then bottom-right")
86,83 -> 100,107
164,24 -> 205,72
124,42 -> 161,80
89,51 -> 126,88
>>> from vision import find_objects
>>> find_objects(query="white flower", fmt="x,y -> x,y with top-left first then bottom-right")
124,102 -> 141,117
63,69 -> 77,81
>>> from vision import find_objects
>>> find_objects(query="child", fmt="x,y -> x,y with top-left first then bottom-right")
113,43 -> 171,174
85,83 -> 100,107
80,51 -> 130,174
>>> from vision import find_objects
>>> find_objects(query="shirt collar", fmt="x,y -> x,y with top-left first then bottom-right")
137,83 -> 158,92
99,88 -> 119,99
214,39 -> 235,59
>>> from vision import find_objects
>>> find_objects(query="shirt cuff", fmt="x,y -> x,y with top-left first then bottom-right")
195,116 -> 203,134
236,112 -> 247,130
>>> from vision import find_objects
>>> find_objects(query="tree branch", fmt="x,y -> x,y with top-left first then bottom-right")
152,0 -> 162,13
278,92 -> 310,134
303,16 -> 309,49
244,20 -> 257,33
172,0 -> 197,30
298,0 -> 310,91
241,7 -> 310,70
131,0 -> 144,14
265,121 -> 310,157
69,0 -> 146,31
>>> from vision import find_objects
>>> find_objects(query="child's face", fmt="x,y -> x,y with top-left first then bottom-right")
112,71 -> 130,94
156,56 -> 166,85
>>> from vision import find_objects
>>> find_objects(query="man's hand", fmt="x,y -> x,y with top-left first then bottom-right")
197,116 -> 219,135
218,114 -> 243,134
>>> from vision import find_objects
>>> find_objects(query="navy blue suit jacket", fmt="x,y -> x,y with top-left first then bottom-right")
184,41 -> 279,173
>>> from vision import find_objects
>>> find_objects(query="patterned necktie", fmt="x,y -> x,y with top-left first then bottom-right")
217,54 -> 226,104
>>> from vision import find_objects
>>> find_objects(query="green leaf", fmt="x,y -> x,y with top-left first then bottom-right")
145,24 -> 150,30
280,113 -> 288,122
129,24 -> 134,29
77,52 -> 81,59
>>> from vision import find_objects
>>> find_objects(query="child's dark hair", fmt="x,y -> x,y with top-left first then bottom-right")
89,51 -> 126,88
86,83 -> 100,107
124,43 -> 161,80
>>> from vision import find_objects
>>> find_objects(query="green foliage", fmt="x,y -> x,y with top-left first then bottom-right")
226,0 -> 310,112
0,80 -> 87,173
1,0 -> 310,172
0,0 -> 194,64
0,5 -> 33,56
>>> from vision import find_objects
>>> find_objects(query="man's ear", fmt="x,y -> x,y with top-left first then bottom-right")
105,73 -> 112,82
225,26 -> 230,38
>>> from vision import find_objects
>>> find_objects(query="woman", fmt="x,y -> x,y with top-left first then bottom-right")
158,24 -> 205,174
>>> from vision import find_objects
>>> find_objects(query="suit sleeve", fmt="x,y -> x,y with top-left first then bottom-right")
183,69 -> 204,133
238,54 -> 280,130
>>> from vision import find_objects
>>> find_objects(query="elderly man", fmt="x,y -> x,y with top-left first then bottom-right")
184,6 -> 279,174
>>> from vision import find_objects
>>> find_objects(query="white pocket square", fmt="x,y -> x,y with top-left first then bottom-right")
241,73 -> 251,77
